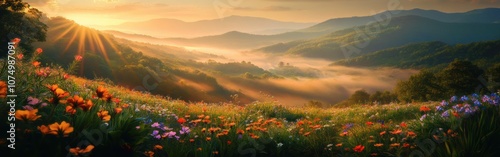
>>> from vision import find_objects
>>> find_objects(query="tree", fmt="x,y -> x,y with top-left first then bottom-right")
349,89 -> 370,104
438,60 -> 484,96
487,63 -> 500,92
395,70 -> 444,103
1,0 -> 47,57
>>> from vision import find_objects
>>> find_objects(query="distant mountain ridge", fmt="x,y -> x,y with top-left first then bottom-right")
254,15 -> 500,60
97,15 -> 315,38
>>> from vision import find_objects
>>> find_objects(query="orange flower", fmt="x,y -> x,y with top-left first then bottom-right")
121,103 -> 130,108
97,110 -> 111,122
96,86 -> 112,101
380,131 -> 387,136
154,145 -> 163,150
189,139 -> 195,143
0,81 -> 6,98
303,132 -> 311,137
114,107 -> 123,114
40,121 -> 74,137
420,106 -> 431,112
374,143 -> 384,147
453,111 -> 460,118
144,151 -> 154,157
32,61 -> 41,67
228,122 -> 236,127
335,143 -> 342,147
390,143 -> 400,147
15,109 -> 41,121
177,117 -> 187,124
353,145 -> 365,153
297,120 -> 304,126
391,129 -> 402,135
11,38 -> 21,43
403,143 -> 411,148
36,48 -> 43,54
66,95 -> 93,114
69,145 -> 94,156
400,122 -> 407,128
407,131 -> 417,137
340,131 -> 348,136
237,129 -> 245,135
227,140 -> 232,145
206,137 -> 211,141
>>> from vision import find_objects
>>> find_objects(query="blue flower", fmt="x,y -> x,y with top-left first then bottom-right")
473,100 -> 481,107
441,111 -> 449,118
151,130 -> 159,136
440,100 -> 448,106
460,95 -> 469,102
436,106 -> 444,112
180,126 -> 191,135
450,96 -> 457,102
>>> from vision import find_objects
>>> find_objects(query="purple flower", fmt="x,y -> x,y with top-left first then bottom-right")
22,105 -> 34,111
167,131 -> 177,138
180,126 -> 191,135
420,114 -> 427,121
473,100 -> 481,107
436,106 -> 444,112
440,100 -> 448,106
151,122 -> 160,128
155,135 -> 161,139
27,96 -> 41,105
450,96 -> 457,102
40,103 -> 48,107
163,126 -> 173,131
151,130 -> 159,136
441,111 -> 449,118
482,95 -> 491,103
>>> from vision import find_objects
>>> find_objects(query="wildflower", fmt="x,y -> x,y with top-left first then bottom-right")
189,139 -> 195,143
144,151 -> 154,157
97,110 -> 111,122
114,107 -> 123,114
0,81 -> 6,98
177,117 -> 187,124
277,143 -> 283,148
206,137 -> 211,141
75,55 -> 83,61
297,120 -> 304,126
420,106 -> 431,112
303,132 -> 311,137
400,122 -> 407,128
340,131 -> 348,136
390,143 -> 400,147
197,148 -> 202,151
335,143 -> 342,147
366,121 -> 374,126
151,122 -> 160,128
11,38 -> 21,43
96,86 -> 112,101
379,131 -> 386,136
63,73 -> 70,80
154,145 -> 163,150
460,95 -> 469,102
353,145 -> 365,153
167,131 -> 177,138
16,109 -> 41,121
180,126 -> 191,135
403,143 -> 411,148
407,131 -> 417,137
213,151 -> 219,155
227,140 -> 232,145
16,53 -> 23,60
69,145 -> 94,156
66,95 -> 93,114
420,114 -> 427,121
374,143 -> 383,147
32,61 -> 41,67
36,48 -> 43,54
39,121 -> 74,137
390,129 -> 402,135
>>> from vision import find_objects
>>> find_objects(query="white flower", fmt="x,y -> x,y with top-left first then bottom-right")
327,144 -> 333,147
277,143 -> 283,148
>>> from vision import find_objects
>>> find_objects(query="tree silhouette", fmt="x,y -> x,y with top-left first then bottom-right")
438,60 -> 484,96
1,0 -> 47,57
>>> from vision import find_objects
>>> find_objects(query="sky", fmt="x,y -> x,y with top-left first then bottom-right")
26,0 -> 500,26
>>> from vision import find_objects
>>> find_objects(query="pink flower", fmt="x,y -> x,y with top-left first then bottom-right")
75,55 -> 83,62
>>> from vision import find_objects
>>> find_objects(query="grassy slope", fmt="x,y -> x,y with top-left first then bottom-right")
2,53 -> 500,156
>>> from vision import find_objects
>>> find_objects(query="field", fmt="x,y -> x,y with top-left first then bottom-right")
1,50 -> 500,157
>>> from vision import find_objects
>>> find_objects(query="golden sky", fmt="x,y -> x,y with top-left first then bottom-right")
26,0 -> 500,26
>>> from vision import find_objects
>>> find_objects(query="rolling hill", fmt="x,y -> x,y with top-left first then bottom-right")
332,40 -> 500,69
254,15 -> 500,60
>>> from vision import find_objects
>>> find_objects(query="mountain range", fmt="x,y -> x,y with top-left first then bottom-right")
103,8 -> 500,50
96,15 -> 315,38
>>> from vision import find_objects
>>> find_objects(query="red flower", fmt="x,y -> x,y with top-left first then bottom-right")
353,145 -> 365,153
11,38 -> 21,43
400,122 -> 407,128
177,117 -> 186,124
75,55 -> 83,62
36,48 -> 43,54
366,121 -> 374,126
420,106 -> 431,112
17,54 -> 23,60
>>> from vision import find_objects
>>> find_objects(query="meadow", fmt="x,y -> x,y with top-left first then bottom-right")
1,48 -> 499,157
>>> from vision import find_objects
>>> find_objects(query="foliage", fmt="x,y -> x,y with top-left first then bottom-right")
0,0 -> 48,57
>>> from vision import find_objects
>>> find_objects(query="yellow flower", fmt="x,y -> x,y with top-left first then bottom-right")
38,125 -> 57,135
16,109 -> 41,121
69,145 -> 94,156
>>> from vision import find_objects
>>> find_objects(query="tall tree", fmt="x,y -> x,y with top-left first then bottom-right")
438,60 -> 484,96
395,70 -> 444,102
1,0 -> 47,57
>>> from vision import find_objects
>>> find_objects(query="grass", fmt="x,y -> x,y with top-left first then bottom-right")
1,50 -> 500,157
